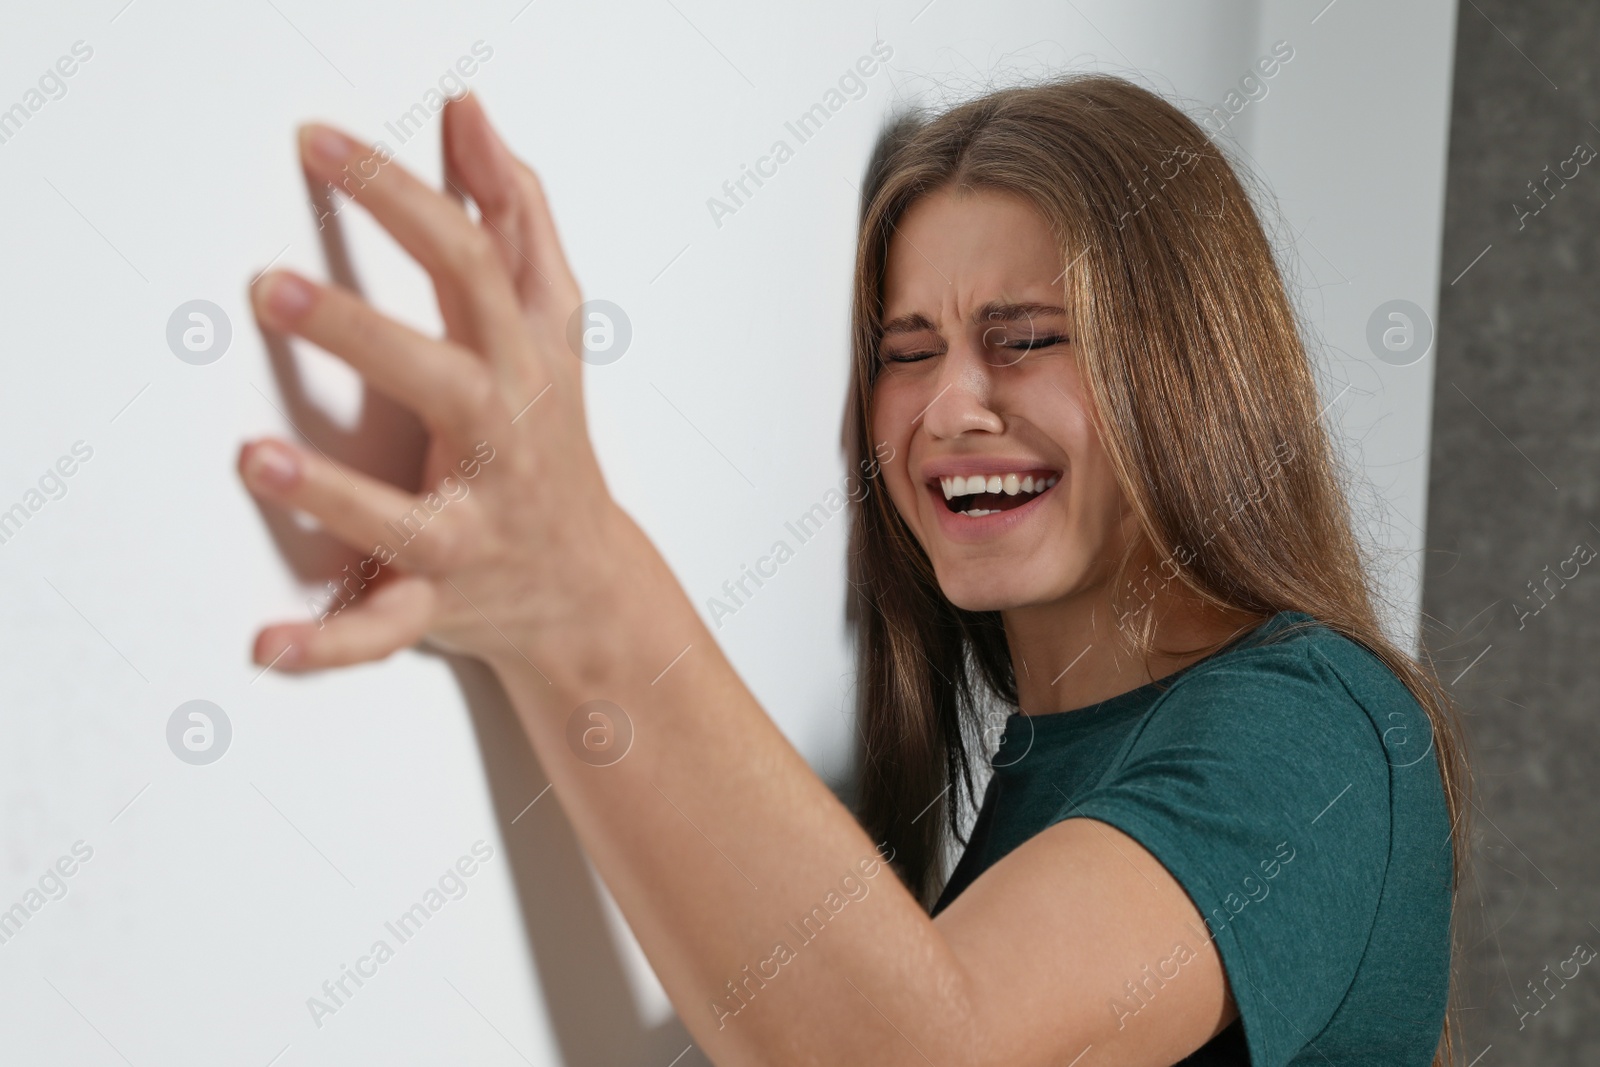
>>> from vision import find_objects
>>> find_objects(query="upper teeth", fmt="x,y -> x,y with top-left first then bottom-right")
939,473 -> 1059,500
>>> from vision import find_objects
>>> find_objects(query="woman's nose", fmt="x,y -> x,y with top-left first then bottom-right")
921,345 -> 1005,439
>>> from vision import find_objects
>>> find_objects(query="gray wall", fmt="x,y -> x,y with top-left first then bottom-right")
1425,0 -> 1600,1058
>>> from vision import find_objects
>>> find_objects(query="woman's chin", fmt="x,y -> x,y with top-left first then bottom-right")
937,572 -> 1056,614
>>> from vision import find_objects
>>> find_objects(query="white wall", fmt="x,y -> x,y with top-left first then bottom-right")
0,1 -> 1453,1063
1246,0 -> 1458,650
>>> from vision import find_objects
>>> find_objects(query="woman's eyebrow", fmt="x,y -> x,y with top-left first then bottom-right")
880,311 -> 937,336
880,303 -> 1067,335
974,301 -> 1067,323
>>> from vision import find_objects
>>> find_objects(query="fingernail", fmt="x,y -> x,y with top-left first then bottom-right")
258,633 -> 303,670
244,440 -> 301,492
260,271 -> 314,324
305,124 -> 355,166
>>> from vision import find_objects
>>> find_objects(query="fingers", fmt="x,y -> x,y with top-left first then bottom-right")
250,268 -> 494,442
441,94 -> 541,300
297,122 -> 534,390
506,155 -> 585,405
442,94 -> 581,309
253,575 -> 438,671
440,95 -> 583,410
239,438 -> 475,574
507,155 -> 580,305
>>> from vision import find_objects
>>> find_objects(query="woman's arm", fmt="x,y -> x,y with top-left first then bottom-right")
489,553 -> 1238,1066
240,95 -> 1234,1066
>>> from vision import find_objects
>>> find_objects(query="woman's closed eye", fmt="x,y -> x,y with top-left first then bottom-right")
880,346 -> 942,364
983,321 -> 1071,367
878,334 -> 1070,365
998,332 -> 1069,352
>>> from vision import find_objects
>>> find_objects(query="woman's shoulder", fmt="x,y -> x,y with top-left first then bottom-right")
1156,610 -> 1428,754
1072,611 -> 1451,1065
1101,610 -> 1449,816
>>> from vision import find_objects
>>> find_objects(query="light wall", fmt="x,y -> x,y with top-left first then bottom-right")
0,1 -> 1452,1063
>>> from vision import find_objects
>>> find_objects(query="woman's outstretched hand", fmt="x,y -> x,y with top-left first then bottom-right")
239,94 -> 629,678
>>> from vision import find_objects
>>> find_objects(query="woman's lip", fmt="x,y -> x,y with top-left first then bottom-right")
925,477 -> 1058,542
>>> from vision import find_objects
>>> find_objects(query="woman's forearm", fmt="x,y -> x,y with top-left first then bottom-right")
485,505 -> 978,1065
230,107 -> 979,1064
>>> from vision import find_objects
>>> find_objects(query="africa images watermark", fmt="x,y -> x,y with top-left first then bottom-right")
1112,440 -> 1298,635
310,39 -> 495,233
1198,40 -> 1296,139
1110,839 -> 1296,1031
0,840 -> 95,948
0,439 -> 94,548
1511,536 -> 1594,630
708,841 -> 896,1030
1513,139 -> 1595,231
1512,935 -> 1596,1030
706,40 -> 894,229
307,441 -> 496,627
1113,142 -> 1203,232
0,39 -> 94,148
704,441 -> 896,629
305,839 -> 496,1029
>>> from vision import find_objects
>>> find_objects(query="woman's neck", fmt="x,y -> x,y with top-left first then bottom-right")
1003,572 -> 1260,716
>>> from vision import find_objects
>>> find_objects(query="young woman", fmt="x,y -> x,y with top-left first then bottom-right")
238,74 -> 1467,1066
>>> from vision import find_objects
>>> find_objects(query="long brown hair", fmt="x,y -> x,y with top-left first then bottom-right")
842,74 -> 1471,1064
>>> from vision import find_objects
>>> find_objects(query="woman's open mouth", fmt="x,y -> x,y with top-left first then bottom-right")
935,470 -> 1059,517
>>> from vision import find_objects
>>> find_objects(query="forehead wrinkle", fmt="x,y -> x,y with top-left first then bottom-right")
880,197 -> 1067,334
971,300 -> 1068,324
879,298 -> 1068,336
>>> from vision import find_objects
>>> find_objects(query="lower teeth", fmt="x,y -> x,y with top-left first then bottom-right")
961,509 -> 1001,517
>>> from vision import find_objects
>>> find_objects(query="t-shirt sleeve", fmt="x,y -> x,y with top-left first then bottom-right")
1053,643 -> 1391,1067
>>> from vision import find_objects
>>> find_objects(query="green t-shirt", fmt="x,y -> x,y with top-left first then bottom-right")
930,610 -> 1452,1065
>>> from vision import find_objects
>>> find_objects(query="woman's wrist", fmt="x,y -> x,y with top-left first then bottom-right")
483,502 -> 696,701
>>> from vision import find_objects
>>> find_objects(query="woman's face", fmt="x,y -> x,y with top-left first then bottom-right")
870,185 -> 1138,613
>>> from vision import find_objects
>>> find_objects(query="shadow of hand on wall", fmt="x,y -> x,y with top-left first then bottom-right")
248,177 -> 428,592
248,170 -> 710,1067
445,653 -> 711,1067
